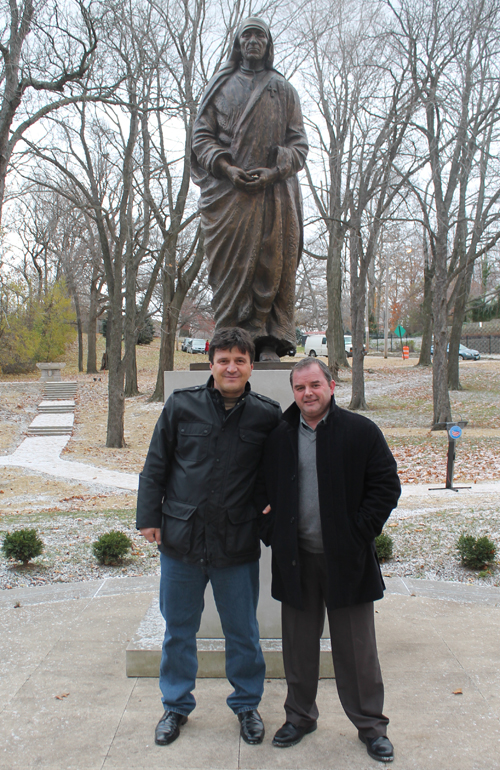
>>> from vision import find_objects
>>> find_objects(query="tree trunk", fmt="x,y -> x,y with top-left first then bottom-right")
150,233 -> 204,403
124,261 -> 139,397
431,249 -> 452,427
151,313 -> 178,403
106,306 -> 126,447
448,260 -> 474,390
86,275 -> 99,374
67,276 -> 84,372
125,349 -> 138,397
349,300 -> 368,410
417,264 -> 434,366
326,226 -> 348,381
77,314 -> 84,373
348,231 -> 368,411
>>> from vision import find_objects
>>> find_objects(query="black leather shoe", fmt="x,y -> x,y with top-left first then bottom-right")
272,720 -> 317,748
359,734 -> 394,762
155,711 -> 188,745
238,709 -> 265,744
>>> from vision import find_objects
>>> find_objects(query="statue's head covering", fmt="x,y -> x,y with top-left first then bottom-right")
229,17 -> 274,69
194,16 -> 276,123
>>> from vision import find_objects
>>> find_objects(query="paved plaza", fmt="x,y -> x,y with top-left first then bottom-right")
1,575 -> 500,770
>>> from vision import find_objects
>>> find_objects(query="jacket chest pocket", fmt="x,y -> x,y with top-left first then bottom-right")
176,423 -> 212,462
236,429 -> 266,469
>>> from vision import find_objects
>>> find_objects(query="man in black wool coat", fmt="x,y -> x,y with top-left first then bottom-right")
261,357 -> 401,763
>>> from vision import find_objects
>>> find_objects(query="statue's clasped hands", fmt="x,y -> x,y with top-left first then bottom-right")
240,167 -> 279,192
218,158 -> 279,192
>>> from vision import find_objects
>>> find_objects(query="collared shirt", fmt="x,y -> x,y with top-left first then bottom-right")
297,414 -> 326,553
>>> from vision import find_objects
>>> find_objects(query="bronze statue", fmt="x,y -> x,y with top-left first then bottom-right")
191,17 -> 308,361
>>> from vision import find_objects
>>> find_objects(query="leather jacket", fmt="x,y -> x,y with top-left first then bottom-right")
136,378 -> 281,568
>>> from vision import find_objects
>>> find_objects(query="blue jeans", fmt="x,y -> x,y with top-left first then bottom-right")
159,553 -> 265,716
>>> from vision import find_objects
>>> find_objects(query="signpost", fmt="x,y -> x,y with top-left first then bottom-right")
394,324 -> 406,357
429,421 -> 471,492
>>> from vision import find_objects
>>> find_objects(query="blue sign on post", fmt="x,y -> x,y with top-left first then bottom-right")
448,425 -> 462,440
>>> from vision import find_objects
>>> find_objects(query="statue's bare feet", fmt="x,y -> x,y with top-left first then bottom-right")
259,346 -> 280,362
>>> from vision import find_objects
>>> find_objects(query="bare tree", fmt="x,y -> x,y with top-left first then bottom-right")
0,0 -> 97,222
391,0 -> 500,422
299,0 -> 418,406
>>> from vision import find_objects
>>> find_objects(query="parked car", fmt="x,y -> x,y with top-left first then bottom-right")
181,337 -> 192,352
430,344 -> 480,360
189,338 -> 208,354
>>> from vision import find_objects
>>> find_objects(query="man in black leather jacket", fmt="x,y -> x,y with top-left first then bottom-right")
136,327 -> 281,748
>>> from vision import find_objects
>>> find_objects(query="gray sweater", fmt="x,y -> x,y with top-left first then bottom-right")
297,416 -> 324,553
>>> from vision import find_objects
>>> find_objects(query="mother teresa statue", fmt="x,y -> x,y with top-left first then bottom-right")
191,18 -> 308,362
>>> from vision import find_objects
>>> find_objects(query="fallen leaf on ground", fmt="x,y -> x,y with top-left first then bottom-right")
453,689 -> 463,695
55,693 -> 70,700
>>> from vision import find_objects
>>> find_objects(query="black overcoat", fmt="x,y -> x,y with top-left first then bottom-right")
262,397 -> 401,611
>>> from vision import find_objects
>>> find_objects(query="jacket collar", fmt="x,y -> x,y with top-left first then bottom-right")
283,395 -> 337,429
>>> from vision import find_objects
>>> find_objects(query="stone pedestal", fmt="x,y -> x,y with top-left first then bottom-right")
36,363 -> 66,382
126,544 -> 334,679
164,369 -> 294,409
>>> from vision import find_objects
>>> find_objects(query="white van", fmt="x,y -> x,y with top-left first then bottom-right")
304,334 -> 328,357
304,334 -> 354,357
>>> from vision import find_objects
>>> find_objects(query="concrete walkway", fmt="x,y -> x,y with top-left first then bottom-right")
0,379 -> 137,491
2,433 -> 500,499
0,435 -> 138,491
1,575 -> 500,770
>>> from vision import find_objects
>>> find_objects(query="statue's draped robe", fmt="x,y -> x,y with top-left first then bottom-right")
191,66 -> 308,357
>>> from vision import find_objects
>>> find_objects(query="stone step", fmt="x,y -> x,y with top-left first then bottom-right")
27,414 -> 74,437
43,383 -> 78,399
44,381 -> 77,387
27,427 -> 74,436
38,406 -> 75,413
29,414 -> 74,428
126,632 -> 334,679
42,395 -> 77,402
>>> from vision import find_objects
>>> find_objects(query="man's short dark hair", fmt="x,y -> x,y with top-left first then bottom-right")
208,327 -> 255,364
290,357 -> 333,387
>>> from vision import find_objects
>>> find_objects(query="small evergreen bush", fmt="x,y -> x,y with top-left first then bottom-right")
457,533 -> 497,570
137,317 -> 155,345
92,531 -> 132,565
375,532 -> 393,561
2,528 -> 44,565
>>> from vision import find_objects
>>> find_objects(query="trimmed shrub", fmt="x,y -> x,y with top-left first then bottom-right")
375,532 -> 393,561
2,528 -> 44,565
457,533 -> 497,570
92,531 -> 132,565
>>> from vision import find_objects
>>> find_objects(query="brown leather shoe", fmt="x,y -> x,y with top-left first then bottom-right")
155,711 -> 188,745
